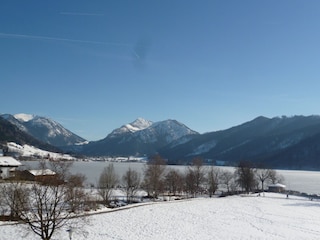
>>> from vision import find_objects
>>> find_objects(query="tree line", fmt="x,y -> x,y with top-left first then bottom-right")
98,156 -> 284,205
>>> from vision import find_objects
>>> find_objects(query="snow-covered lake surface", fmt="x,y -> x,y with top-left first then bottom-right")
21,161 -> 320,194
1,193 -> 320,240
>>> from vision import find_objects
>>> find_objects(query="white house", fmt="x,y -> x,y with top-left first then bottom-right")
0,156 -> 22,179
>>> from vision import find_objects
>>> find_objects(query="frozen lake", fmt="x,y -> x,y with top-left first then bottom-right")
21,161 -> 320,195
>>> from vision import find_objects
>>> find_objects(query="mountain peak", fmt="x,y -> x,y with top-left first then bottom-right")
14,113 -> 35,122
130,118 -> 153,130
109,118 -> 153,137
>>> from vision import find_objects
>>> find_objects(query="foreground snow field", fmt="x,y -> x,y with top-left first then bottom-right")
1,193 -> 320,240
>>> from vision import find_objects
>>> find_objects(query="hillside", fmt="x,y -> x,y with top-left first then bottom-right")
160,116 -> 320,168
1,114 -> 86,147
261,132 -> 320,170
0,117 -> 59,153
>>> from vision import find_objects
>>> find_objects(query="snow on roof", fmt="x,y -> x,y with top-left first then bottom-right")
0,156 -> 22,167
28,169 -> 56,176
268,183 -> 286,188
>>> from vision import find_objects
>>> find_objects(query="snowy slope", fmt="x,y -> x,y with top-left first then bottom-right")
7,142 -> 75,160
1,113 -> 86,147
1,193 -> 320,240
109,118 -> 153,137
128,119 -> 198,144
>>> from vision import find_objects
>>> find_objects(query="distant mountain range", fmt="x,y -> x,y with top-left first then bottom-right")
1,113 -> 320,170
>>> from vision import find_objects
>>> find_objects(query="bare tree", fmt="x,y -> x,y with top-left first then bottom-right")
1,161 -> 86,240
184,158 -> 206,197
235,161 -> 257,193
207,166 -> 220,197
98,163 -> 118,206
220,170 -> 234,193
269,169 -> 284,184
164,169 -> 184,196
255,167 -> 273,194
184,168 -> 196,197
48,160 -> 73,182
66,173 -> 87,212
192,158 -> 206,193
1,181 -> 29,220
122,167 -> 141,203
143,154 -> 166,199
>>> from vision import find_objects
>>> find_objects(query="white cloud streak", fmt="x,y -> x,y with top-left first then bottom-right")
0,32 -> 131,47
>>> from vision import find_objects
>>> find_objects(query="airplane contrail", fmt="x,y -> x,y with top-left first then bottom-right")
0,32 -> 131,47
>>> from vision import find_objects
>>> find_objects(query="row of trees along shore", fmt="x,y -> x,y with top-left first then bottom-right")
98,155 -> 284,204
0,156 -> 283,240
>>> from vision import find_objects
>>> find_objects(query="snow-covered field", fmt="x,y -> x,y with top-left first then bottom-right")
1,193 -> 320,240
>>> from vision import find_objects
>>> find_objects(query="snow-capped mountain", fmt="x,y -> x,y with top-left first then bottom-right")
0,116 -> 60,153
14,113 -> 35,122
135,119 -> 198,143
109,118 -> 153,137
1,113 -> 86,147
81,118 -> 199,156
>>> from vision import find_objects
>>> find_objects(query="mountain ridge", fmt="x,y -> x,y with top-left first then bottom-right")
160,115 -> 320,168
81,118 -> 199,156
2,113 -> 320,170
1,113 -> 86,147
0,117 -> 59,153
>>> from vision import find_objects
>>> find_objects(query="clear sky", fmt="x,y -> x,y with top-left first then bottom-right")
2,1 -> 320,141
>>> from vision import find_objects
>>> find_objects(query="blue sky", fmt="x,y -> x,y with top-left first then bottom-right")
2,1 -> 320,140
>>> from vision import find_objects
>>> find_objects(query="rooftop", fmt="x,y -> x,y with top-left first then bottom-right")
268,183 -> 286,188
0,156 -> 22,167
28,169 -> 56,176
